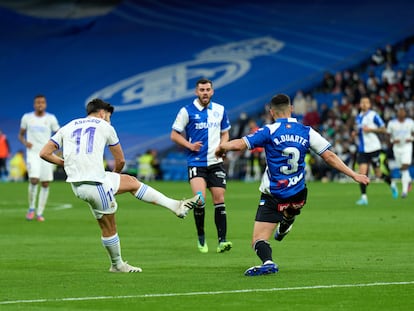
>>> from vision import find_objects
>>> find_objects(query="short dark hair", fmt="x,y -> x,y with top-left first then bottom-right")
86,98 -> 114,115
34,94 -> 46,100
196,78 -> 213,87
269,94 -> 291,108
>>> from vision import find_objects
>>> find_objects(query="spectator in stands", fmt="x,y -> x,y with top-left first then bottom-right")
319,102 -> 331,125
137,150 -> 154,181
384,43 -> 398,65
292,90 -> 307,118
382,62 -> 397,85
233,112 -> 249,139
371,48 -> 385,66
150,149 -> 163,180
332,71 -> 345,94
321,71 -> 335,93
352,96 -> 396,205
402,67 -> 414,100
366,70 -> 381,95
170,78 -> 233,254
0,129 -> 11,182
302,103 -> 321,129
245,119 -> 265,182
8,149 -> 27,182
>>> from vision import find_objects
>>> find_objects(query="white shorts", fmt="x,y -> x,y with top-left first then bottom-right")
70,172 -> 121,219
393,145 -> 412,167
26,150 -> 55,181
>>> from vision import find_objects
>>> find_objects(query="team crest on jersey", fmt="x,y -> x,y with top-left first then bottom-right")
286,124 -> 291,129
194,114 -> 200,119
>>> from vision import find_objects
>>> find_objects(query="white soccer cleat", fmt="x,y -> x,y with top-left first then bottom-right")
109,261 -> 142,273
176,193 -> 205,218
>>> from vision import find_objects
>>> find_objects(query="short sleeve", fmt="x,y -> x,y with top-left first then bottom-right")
171,107 -> 189,133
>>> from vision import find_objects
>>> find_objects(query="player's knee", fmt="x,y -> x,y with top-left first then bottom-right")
252,239 -> 270,250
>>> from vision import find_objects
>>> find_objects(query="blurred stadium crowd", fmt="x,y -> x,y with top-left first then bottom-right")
2,35 -> 414,183
220,36 -> 414,182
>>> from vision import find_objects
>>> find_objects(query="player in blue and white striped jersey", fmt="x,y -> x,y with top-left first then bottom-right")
353,96 -> 395,205
215,94 -> 369,276
171,78 -> 232,254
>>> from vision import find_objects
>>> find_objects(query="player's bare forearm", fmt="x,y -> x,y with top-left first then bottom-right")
220,131 -> 229,144
39,141 -> 64,166
109,144 -> 125,173
321,150 -> 369,185
215,139 -> 247,157
171,130 -> 202,151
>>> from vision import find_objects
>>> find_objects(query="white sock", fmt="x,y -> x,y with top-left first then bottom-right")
28,183 -> 38,210
134,183 -> 180,213
401,170 -> 411,193
101,233 -> 123,267
37,186 -> 49,216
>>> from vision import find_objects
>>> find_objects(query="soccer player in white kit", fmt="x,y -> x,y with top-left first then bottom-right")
387,107 -> 414,198
40,98 -> 203,273
18,94 -> 60,221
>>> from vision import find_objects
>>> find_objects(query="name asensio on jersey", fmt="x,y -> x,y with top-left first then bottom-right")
273,134 -> 308,146
74,119 -> 101,125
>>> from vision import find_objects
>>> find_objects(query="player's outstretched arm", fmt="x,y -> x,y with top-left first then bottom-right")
320,149 -> 369,185
215,138 -> 247,158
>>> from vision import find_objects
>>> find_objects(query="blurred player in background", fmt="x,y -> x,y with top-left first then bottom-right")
18,94 -> 60,221
215,94 -> 369,276
386,106 -> 414,198
353,96 -> 396,205
0,129 -> 11,182
171,78 -> 232,254
40,98 -> 203,273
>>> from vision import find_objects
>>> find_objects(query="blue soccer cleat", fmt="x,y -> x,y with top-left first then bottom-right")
244,261 -> 278,276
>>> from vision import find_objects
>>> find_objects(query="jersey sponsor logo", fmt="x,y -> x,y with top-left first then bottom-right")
85,37 -> 285,112
195,121 -> 220,129
288,173 -> 304,187
276,172 -> 304,188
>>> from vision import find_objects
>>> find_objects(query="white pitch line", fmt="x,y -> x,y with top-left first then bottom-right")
1,281 -> 413,305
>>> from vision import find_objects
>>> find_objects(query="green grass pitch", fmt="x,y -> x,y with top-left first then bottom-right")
0,180 -> 413,310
